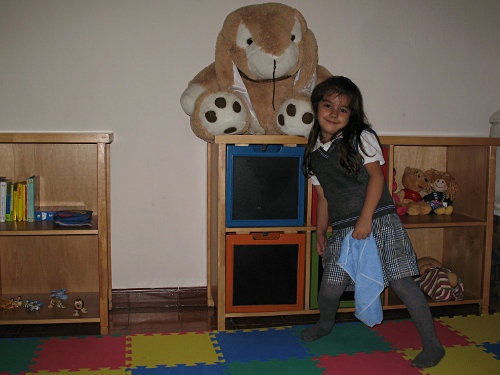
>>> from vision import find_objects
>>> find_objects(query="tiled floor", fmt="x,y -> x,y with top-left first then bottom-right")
0,303 -> 489,338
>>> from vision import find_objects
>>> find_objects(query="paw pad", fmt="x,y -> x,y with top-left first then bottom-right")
200,93 -> 247,135
277,100 -> 314,137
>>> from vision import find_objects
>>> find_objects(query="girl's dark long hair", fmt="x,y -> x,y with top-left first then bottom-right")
303,76 -> 377,178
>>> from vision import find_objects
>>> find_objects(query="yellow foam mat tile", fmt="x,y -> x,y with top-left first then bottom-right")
438,313 -> 500,344
126,332 -> 223,368
402,345 -> 500,375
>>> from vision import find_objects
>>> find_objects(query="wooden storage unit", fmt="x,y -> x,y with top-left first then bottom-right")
382,136 -> 498,313
0,133 -> 112,334
208,135 -> 500,330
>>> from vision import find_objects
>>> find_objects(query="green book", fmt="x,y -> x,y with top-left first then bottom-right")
26,175 -> 40,223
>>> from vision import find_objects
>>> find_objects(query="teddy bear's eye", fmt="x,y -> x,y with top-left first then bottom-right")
291,35 -> 296,41
246,38 -> 253,45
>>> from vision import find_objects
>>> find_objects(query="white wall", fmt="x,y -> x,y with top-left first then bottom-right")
1,0 -> 499,289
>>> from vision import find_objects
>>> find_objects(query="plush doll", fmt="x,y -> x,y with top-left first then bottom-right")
423,168 -> 458,215
395,167 -> 432,215
415,257 -> 464,301
392,168 -> 408,216
180,3 -> 332,142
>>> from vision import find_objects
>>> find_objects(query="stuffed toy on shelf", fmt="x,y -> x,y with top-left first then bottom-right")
180,3 -> 332,142
392,168 -> 408,216
395,167 -> 432,215
415,257 -> 464,301
422,168 -> 459,215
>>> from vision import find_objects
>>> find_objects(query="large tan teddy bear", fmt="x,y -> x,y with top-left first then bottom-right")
180,3 -> 332,142
395,167 -> 432,215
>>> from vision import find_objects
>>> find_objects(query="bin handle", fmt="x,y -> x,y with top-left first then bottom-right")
251,232 -> 281,241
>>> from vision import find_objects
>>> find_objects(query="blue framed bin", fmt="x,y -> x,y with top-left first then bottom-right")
226,144 -> 306,227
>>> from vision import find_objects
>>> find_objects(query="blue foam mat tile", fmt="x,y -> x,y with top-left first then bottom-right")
213,327 -> 311,363
480,342 -> 500,360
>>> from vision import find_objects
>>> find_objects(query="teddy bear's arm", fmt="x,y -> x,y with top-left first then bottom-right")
180,63 -> 219,115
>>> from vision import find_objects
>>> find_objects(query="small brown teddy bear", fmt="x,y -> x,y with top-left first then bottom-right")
395,167 -> 432,215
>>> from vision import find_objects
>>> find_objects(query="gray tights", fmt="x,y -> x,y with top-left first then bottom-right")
300,276 -> 444,368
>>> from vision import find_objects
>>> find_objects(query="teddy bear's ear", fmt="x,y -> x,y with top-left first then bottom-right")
214,8 -> 244,90
214,31 -> 235,90
293,10 -> 319,93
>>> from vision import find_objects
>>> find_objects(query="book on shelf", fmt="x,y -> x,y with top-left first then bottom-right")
0,175 -> 84,223
0,177 -> 10,222
26,175 -> 40,223
35,205 -> 85,221
5,180 -> 13,221
11,183 -> 17,221
16,181 -> 26,222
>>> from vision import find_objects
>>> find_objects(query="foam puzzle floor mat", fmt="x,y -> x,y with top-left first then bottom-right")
1,314 -> 499,375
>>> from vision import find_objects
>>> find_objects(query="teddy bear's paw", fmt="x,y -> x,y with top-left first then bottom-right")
180,83 -> 206,116
419,202 -> 432,215
199,92 -> 248,136
276,98 -> 314,137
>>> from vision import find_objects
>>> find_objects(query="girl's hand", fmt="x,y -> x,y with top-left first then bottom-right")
352,217 -> 372,240
316,232 -> 327,256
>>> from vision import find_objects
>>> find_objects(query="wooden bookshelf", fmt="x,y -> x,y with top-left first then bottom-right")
0,133 -> 112,334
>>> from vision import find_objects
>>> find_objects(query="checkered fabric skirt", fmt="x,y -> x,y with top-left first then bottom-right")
322,213 -> 419,287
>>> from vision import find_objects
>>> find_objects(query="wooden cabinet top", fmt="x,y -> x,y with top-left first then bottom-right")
379,135 -> 500,146
0,133 -> 113,144
214,134 -> 500,146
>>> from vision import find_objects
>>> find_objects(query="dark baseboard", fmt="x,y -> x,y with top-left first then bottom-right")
112,287 -> 207,309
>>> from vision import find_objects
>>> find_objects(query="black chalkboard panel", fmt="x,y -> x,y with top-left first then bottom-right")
232,243 -> 299,306
225,233 -> 305,313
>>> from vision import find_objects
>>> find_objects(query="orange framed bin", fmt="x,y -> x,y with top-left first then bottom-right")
225,232 -> 305,313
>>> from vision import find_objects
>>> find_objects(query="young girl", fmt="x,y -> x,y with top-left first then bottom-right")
301,76 -> 445,368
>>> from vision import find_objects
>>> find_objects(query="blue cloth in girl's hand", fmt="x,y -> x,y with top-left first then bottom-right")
337,230 -> 384,327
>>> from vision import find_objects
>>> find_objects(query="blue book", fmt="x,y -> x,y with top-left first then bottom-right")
35,207 -> 57,221
35,205 -> 85,221
5,182 -> 12,221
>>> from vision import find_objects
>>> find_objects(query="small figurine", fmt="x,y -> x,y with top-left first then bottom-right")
0,296 -> 24,312
1,298 -> 16,312
50,288 -> 68,300
12,296 -> 23,308
24,300 -> 43,312
48,297 -> 66,309
73,297 -> 87,317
